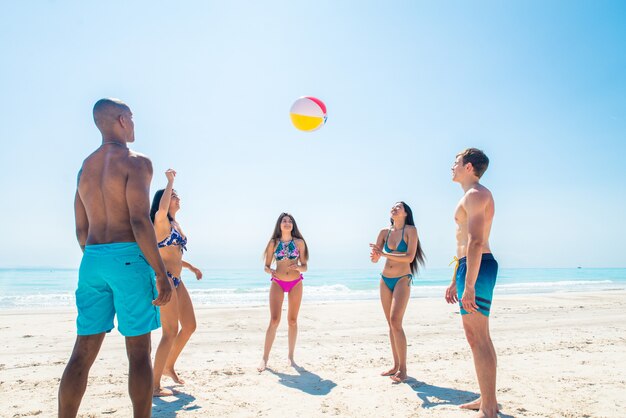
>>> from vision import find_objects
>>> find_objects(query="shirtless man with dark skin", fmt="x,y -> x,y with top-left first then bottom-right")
445,148 -> 499,418
58,98 -> 172,418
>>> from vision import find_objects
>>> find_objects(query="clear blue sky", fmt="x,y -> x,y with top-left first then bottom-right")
1,1 -> 625,269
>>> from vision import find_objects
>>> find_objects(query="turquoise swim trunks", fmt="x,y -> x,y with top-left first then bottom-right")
455,253 -> 498,317
76,242 -> 160,337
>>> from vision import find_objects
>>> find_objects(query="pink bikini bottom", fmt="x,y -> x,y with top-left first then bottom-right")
271,275 -> 303,293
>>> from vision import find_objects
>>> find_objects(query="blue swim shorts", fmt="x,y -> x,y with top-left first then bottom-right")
455,253 -> 498,317
76,242 -> 160,337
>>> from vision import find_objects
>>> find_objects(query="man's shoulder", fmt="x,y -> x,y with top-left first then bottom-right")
126,150 -> 153,171
76,151 -> 99,181
81,147 -> 101,166
128,149 -> 151,162
464,185 -> 493,206
467,184 -> 492,197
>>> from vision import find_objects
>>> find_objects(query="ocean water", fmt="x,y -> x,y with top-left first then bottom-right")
1,267 -> 625,310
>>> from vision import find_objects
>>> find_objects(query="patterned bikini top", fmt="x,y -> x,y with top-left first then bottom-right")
275,240 -> 299,261
157,225 -> 187,253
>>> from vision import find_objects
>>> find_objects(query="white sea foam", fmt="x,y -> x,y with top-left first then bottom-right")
1,270 -> 624,309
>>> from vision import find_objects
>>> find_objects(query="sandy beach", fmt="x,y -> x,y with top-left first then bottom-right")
1,290 -> 625,417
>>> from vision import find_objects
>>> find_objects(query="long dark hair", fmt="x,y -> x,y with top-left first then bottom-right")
390,201 -> 425,275
150,189 -> 174,223
264,213 -> 309,262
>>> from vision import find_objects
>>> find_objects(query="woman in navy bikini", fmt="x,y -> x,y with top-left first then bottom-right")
150,169 -> 203,396
258,213 -> 309,372
370,202 -> 425,382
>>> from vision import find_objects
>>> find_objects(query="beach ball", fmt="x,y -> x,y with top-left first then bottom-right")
289,96 -> 327,131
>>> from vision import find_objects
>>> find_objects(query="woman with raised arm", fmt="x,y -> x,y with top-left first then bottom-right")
258,213 -> 309,372
150,169 -> 203,396
370,201 -> 425,382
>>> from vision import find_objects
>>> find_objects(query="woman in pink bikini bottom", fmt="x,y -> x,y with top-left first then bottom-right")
258,213 -> 309,372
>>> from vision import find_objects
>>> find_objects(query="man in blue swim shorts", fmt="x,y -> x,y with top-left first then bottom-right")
445,148 -> 499,418
58,99 -> 173,418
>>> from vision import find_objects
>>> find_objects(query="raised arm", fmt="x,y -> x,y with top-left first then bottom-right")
126,156 -> 172,306
74,169 -> 88,252
153,169 -> 176,225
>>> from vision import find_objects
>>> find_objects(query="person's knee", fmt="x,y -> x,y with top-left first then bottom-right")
126,335 -> 151,359
287,317 -> 297,327
68,335 -> 104,364
463,323 -> 487,349
66,352 -> 92,374
127,344 -> 151,365
269,315 -> 281,328
161,323 -> 179,339
389,315 -> 403,333
463,326 -> 478,347
181,320 -> 196,337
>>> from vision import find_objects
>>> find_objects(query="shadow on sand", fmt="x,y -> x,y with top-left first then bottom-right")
267,364 -> 337,395
405,377 -> 478,408
152,391 -> 200,418
404,378 -> 514,417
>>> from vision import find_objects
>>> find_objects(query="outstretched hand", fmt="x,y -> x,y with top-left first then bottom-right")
193,267 -> 203,280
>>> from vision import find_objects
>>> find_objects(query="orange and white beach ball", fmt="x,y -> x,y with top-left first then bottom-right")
289,96 -> 327,132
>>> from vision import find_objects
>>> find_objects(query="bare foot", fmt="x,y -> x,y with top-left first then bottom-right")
287,358 -> 297,368
473,408 -> 498,418
380,367 -> 398,376
153,386 -> 176,397
390,370 -> 407,383
257,359 -> 268,373
163,368 -> 185,385
460,397 -> 482,410
460,398 -> 501,412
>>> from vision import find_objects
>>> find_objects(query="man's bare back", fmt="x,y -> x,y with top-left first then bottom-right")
77,145 -> 151,244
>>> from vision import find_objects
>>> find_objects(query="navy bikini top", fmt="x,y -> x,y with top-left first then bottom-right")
157,225 -> 187,253
384,225 -> 407,253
